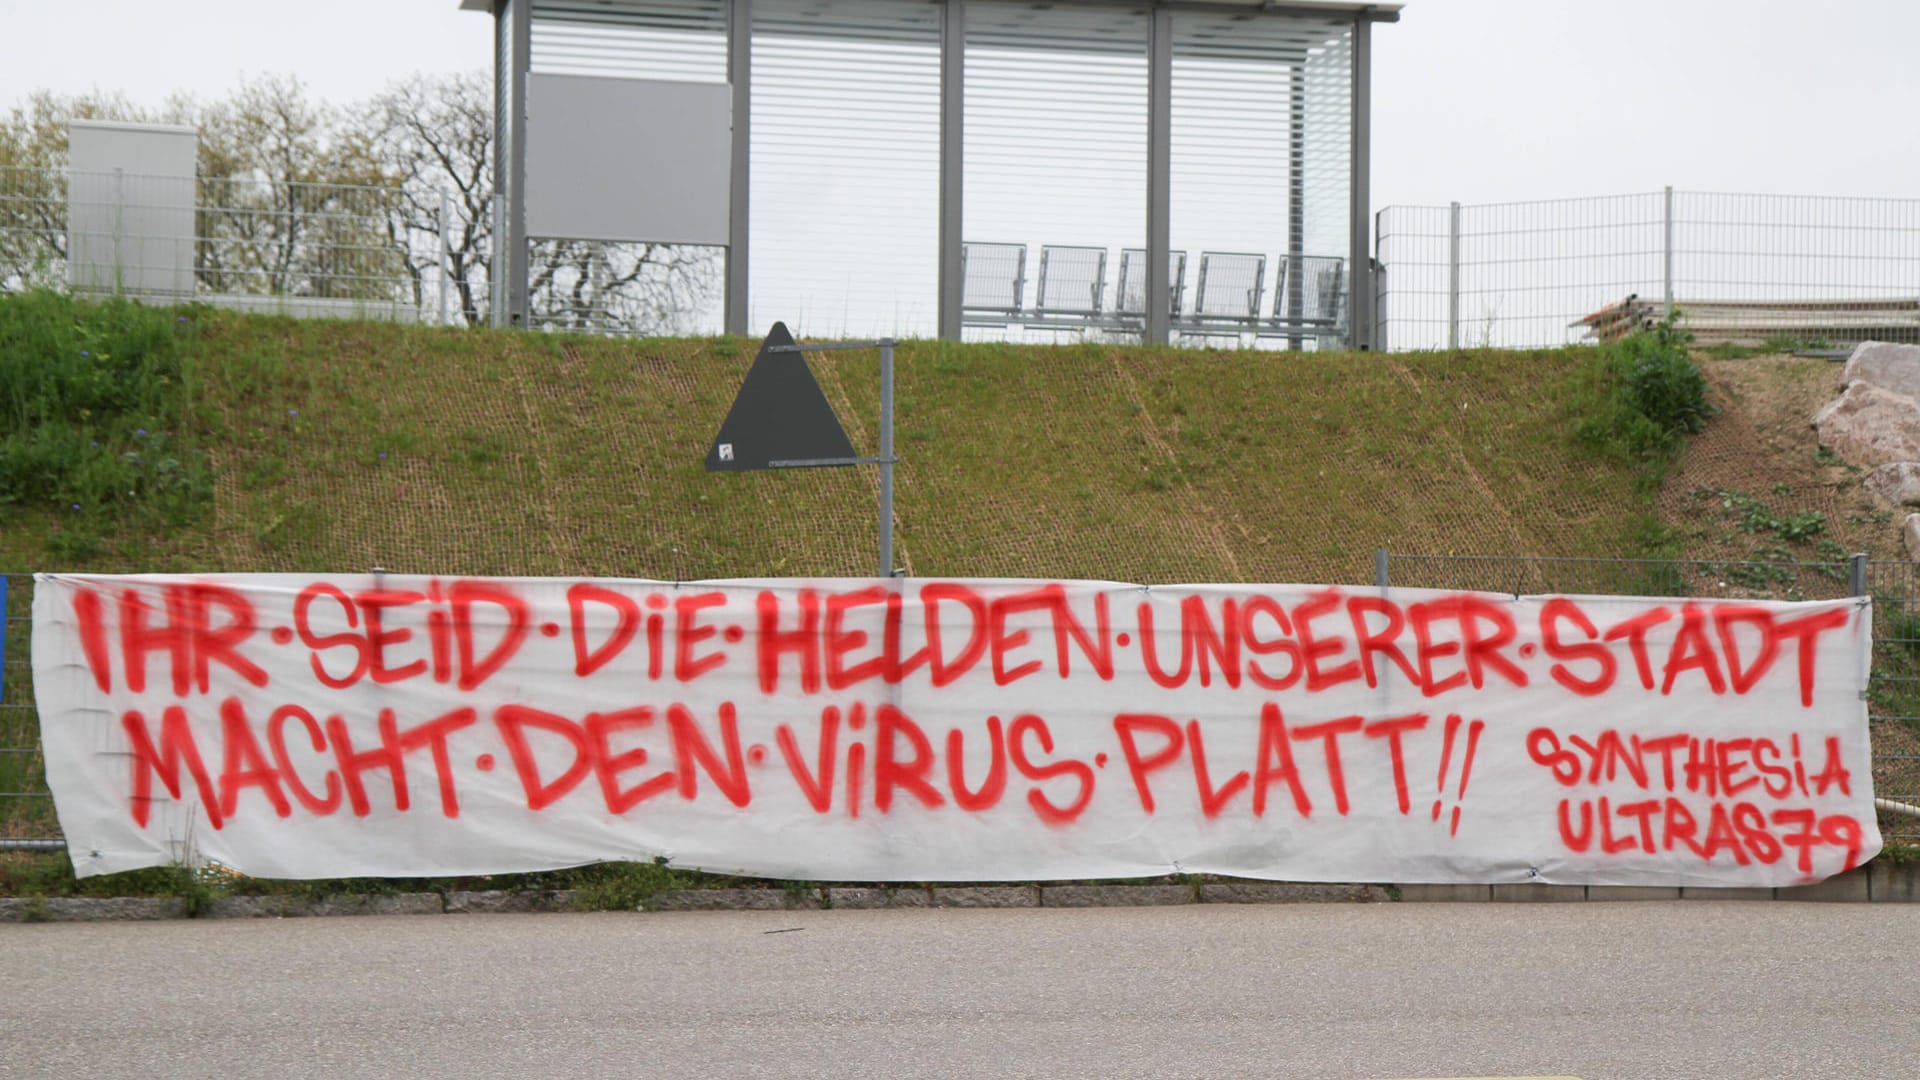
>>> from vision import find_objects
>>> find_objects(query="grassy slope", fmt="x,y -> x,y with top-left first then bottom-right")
1,308 -> 1651,582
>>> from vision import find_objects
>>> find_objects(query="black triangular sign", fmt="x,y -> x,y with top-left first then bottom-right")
706,322 -> 858,471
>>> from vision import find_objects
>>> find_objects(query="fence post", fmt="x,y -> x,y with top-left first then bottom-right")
1850,552 -> 1868,598
490,194 -> 506,329
437,190 -> 452,327
1375,548 -> 1389,590
1662,185 -> 1675,321
1447,200 -> 1460,350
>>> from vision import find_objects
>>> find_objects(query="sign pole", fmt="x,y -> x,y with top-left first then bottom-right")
879,338 -> 895,578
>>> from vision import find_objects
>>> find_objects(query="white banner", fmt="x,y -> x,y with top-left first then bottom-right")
33,574 -> 1881,885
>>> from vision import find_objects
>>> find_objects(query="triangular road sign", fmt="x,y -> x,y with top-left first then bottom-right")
706,322 -> 859,471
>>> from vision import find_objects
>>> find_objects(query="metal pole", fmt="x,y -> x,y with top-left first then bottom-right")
1145,6 -> 1172,347
726,0 -> 753,335
1850,552 -> 1868,598
1375,548 -> 1389,589
1447,200 -> 1461,350
507,0 -> 531,328
438,189 -> 452,326
879,338 -> 896,577
1372,208 -> 1387,351
490,193 -> 506,328
937,0 -> 965,342
1348,14 -> 1373,350
1663,184 -> 1675,322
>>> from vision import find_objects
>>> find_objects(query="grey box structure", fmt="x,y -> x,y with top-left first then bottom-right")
66,120 -> 197,297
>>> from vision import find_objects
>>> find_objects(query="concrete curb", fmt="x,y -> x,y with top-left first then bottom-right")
1,863 -> 1913,923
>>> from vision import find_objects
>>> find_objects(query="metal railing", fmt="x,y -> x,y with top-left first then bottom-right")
1377,188 -> 1920,351
1375,550 -> 1920,843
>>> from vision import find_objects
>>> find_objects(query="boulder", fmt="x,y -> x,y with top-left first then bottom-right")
1812,380 -> 1920,467
1864,462 -> 1920,506
1906,514 -> 1920,563
1840,341 -> 1920,399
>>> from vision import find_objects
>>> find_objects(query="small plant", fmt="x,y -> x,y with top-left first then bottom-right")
1573,313 -> 1715,462
569,856 -> 685,912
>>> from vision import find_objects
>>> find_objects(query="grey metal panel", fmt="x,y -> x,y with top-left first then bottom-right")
525,74 -> 732,245
65,121 -> 197,296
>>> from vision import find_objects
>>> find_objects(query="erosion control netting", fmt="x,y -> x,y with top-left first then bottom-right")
207,333 -> 1648,584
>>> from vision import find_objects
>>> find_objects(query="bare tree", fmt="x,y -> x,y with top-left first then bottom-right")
365,72 -> 494,325
194,76 -> 404,301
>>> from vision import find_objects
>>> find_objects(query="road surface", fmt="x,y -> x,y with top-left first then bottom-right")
2,901 -> 1914,1079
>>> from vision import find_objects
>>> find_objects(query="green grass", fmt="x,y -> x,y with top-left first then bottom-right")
0,298 -> 1668,583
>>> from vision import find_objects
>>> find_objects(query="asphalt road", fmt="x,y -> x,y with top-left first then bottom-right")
2,901 -> 1914,1079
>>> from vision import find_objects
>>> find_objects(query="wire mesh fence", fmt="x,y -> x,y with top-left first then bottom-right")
0,574 -> 48,844
0,165 -> 472,324
1379,551 -> 1920,844
1377,189 -> 1920,352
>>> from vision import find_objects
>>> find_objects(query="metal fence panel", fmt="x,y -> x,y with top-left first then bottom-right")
1378,188 -> 1920,352
0,165 -> 467,325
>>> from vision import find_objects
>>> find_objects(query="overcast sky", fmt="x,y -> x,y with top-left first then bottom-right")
3,0 -> 1915,209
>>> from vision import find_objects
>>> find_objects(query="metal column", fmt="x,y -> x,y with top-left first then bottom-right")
1662,184 -> 1675,322
1347,13 -> 1372,350
938,0 -> 965,342
503,0 -> 531,329
1145,4 -> 1172,347
726,0 -> 753,336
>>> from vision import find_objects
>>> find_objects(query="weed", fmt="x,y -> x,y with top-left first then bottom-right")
1573,313 -> 1714,461
568,857 -> 687,912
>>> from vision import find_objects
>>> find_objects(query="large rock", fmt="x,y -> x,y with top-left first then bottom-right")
1841,341 -> 1920,399
1866,463 -> 1920,506
1812,380 -> 1920,466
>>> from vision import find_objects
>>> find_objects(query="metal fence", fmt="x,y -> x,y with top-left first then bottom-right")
1376,188 -> 1920,352
0,165 -> 481,326
6,559 -> 1917,849
1377,551 -> 1920,844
